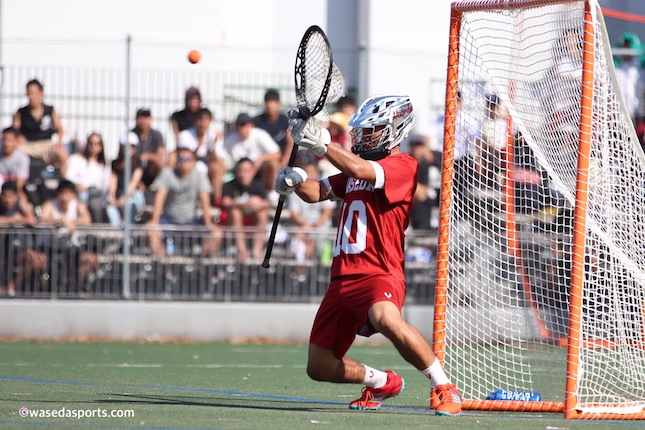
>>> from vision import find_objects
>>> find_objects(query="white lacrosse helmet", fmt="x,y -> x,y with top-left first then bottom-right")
348,95 -> 416,160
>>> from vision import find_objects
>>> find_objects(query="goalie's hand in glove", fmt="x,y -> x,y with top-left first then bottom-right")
289,115 -> 331,156
274,166 -> 308,196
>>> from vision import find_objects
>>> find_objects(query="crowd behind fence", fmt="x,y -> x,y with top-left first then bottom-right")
0,225 -> 439,303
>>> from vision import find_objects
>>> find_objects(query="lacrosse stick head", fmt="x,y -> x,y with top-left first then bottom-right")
294,25 -> 344,121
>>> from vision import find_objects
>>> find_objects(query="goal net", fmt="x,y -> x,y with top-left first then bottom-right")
434,0 -> 645,419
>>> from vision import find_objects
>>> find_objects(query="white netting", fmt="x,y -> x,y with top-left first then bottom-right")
440,0 -> 645,414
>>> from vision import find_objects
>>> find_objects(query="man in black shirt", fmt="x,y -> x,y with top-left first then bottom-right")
170,86 -> 202,145
220,157 -> 269,261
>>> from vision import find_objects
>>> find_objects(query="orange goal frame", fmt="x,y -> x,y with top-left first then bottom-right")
432,0 -> 645,420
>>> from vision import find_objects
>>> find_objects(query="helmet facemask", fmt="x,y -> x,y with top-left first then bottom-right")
350,125 -> 392,160
348,95 -> 415,160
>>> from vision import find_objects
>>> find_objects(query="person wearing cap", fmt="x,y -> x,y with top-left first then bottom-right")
220,112 -> 281,197
0,127 -> 30,199
614,32 -> 644,124
253,89 -> 294,168
132,108 -> 166,193
64,132 -> 111,223
170,86 -> 203,145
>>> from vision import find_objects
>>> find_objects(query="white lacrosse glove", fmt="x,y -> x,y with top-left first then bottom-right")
289,117 -> 331,156
274,166 -> 308,196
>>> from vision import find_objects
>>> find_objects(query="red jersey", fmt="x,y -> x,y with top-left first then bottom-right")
323,153 -> 418,283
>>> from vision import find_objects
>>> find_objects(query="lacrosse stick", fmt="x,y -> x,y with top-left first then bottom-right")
262,25 -> 344,269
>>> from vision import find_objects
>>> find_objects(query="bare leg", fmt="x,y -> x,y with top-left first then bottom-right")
228,207 -> 248,260
251,209 -> 268,259
9,250 -> 47,294
307,343 -> 366,384
147,226 -> 164,257
368,301 -> 437,370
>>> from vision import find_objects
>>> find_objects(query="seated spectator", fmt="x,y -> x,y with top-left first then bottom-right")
316,112 -> 351,178
253,89 -> 294,168
335,94 -> 357,118
131,108 -> 166,196
169,107 -> 224,202
477,93 -> 510,189
407,135 -> 441,231
170,86 -> 202,145
147,148 -> 220,257
12,79 -> 68,176
0,127 -> 30,196
220,157 -> 270,261
0,181 -> 35,227
0,181 -> 36,296
106,137 -> 145,226
65,132 -> 111,223
287,162 -> 335,279
9,180 -> 98,294
220,113 -> 281,200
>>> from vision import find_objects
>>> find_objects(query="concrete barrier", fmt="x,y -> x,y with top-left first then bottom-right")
0,300 -> 436,343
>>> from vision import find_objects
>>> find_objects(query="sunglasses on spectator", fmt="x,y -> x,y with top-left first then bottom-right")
177,156 -> 194,163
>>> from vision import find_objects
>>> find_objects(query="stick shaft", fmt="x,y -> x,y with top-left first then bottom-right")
262,143 -> 300,268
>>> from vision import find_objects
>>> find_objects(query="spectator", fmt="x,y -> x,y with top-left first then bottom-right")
170,86 -> 202,145
0,181 -> 36,296
170,107 -> 224,202
131,108 -> 166,195
317,112 -> 351,178
0,127 -> 30,196
614,32 -> 644,124
220,157 -> 270,261
407,135 -> 441,231
253,89 -> 294,168
478,93 -> 509,189
12,79 -> 68,176
287,162 -> 335,278
64,132 -> 111,223
220,113 -> 281,199
335,94 -> 357,117
106,137 -> 145,226
147,147 -> 220,257
0,181 -> 35,227
11,180 -> 99,293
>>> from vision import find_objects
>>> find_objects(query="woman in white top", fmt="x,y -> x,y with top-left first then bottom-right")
65,132 -> 112,223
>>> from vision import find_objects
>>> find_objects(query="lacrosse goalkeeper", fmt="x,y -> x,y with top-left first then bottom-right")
274,95 -> 462,416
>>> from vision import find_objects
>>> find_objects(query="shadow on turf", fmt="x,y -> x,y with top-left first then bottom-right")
101,393 -> 346,413
99,393 -> 432,415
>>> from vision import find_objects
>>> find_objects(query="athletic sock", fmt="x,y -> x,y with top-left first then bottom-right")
361,364 -> 388,389
421,359 -> 451,390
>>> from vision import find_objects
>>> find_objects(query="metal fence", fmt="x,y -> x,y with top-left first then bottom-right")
0,38 -> 298,159
0,225 -> 438,303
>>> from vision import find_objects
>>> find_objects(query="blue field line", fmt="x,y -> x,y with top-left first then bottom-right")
3,375 -> 645,427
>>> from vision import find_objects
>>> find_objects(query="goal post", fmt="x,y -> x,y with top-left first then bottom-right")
434,0 -> 645,420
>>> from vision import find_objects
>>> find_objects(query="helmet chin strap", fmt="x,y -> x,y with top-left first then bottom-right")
353,146 -> 390,161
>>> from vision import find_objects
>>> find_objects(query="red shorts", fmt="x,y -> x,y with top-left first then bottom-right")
309,273 -> 406,360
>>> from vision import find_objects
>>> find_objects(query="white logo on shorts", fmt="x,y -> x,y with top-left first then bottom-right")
384,292 -> 392,299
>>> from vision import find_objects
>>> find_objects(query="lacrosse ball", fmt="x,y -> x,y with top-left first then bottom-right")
188,50 -> 201,64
